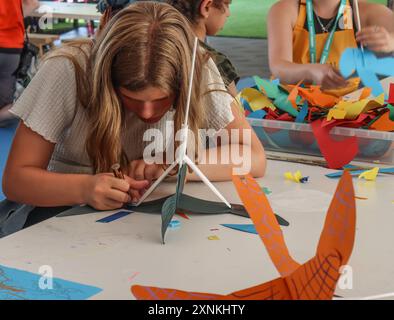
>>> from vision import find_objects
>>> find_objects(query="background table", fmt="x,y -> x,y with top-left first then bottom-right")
0,160 -> 393,300
30,1 -> 101,21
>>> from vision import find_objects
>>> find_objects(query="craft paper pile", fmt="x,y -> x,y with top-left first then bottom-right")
238,49 -> 394,168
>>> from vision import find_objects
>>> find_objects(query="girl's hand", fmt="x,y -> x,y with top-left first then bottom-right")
83,173 -> 148,210
128,160 -> 165,201
128,160 -> 165,182
356,26 -> 394,53
309,64 -> 348,90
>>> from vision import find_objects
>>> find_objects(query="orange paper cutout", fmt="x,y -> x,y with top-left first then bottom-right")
322,77 -> 361,98
232,175 -> 300,277
287,80 -> 303,110
131,172 -> 356,300
370,111 -> 394,132
359,87 -> 372,100
284,85 -> 339,108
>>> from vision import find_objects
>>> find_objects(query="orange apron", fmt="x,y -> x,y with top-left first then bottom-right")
292,0 -> 360,95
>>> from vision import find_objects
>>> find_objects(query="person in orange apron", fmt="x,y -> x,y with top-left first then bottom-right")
0,0 -> 39,127
268,0 -> 394,92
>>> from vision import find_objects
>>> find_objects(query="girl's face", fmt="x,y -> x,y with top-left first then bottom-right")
205,0 -> 231,36
118,86 -> 175,124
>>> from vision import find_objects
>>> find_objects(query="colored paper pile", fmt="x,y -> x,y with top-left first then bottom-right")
238,77 -> 394,169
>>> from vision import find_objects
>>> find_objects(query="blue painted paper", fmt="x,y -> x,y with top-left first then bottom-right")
236,77 -> 256,91
340,48 -> 394,97
96,211 -> 132,223
221,224 -> 258,235
0,264 -> 102,300
247,109 -> 267,119
325,167 -> 394,178
271,79 -> 281,86
295,101 -> 309,123
240,97 -> 253,112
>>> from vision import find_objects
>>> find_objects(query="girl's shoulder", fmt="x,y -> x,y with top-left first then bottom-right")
42,40 -> 93,73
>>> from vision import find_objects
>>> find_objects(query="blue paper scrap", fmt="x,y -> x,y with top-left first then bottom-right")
169,220 -> 181,229
96,211 -> 132,223
0,264 -> 102,300
326,167 -> 394,179
221,224 -> 258,235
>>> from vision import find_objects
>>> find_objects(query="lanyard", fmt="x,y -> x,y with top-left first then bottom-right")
306,0 -> 347,64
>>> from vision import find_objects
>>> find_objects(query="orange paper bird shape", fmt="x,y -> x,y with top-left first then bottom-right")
131,172 -> 356,300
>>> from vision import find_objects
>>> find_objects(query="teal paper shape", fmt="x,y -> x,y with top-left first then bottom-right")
222,224 -> 258,235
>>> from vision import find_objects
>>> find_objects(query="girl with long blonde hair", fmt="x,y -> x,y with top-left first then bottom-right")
2,2 -> 265,234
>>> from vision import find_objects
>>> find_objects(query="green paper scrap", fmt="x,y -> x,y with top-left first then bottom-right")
57,194 -> 289,227
386,104 -> 394,121
253,76 -> 279,98
56,205 -> 95,217
161,164 -> 187,243
253,76 -> 299,117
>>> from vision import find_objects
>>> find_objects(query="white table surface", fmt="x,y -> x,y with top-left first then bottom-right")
30,1 -> 101,21
0,160 -> 393,300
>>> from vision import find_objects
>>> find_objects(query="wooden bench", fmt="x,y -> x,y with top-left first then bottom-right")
27,33 -> 60,57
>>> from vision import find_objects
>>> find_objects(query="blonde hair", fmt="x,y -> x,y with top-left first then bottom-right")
46,2 -> 207,173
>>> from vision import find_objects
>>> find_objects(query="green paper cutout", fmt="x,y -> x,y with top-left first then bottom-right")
161,164 -> 187,243
386,104 -> 394,121
57,193 -> 289,227
56,205 -> 96,217
253,76 -> 279,98
252,76 -> 299,117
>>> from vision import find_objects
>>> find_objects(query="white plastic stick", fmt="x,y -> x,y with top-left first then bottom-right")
184,156 -> 231,208
135,159 -> 179,206
353,0 -> 364,52
184,37 -> 199,128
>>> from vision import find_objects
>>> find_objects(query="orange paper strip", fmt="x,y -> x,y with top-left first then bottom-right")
131,172 -> 356,301
232,174 -> 300,277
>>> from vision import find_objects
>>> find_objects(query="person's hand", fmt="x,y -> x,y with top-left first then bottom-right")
309,64 -> 349,90
83,173 -> 148,210
356,26 -> 394,53
128,160 -> 165,201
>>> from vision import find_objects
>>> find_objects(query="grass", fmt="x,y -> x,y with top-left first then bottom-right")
37,0 -> 390,38
218,0 -> 389,39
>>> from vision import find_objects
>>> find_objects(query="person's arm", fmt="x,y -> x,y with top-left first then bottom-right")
186,100 -> 266,181
22,0 -> 40,17
268,0 -> 348,88
356,2 -> 394,53
268,0 -> 312,84
2,123 -> 148,210
127,101 -> 266,183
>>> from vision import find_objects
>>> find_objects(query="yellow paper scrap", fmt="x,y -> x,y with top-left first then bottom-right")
208,235 -> 220,241
358,167 -> 379,181
327,94 -> 385,121
284,170 -> 303,183
241,88 -> 276,112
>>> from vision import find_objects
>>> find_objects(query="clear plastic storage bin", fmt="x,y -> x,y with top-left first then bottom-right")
247,118 -> 394,165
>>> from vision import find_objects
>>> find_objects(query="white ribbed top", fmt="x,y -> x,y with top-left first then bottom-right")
10,48 -> 234,174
